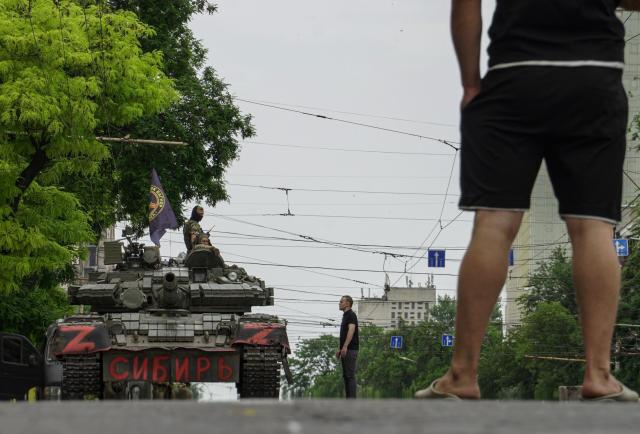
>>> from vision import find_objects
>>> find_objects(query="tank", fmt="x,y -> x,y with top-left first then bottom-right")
42,238 -> 292,400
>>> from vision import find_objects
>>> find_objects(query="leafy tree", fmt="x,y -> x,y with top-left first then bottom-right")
0,0 -> 176,211
0,285 -> 72,347
62,0 -> 255,235
283,334 -> 340,398
512,302 -> 583,399
0,0 -> 175,338
517,247 -> 576,316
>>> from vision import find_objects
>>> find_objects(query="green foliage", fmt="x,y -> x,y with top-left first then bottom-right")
508,302 -> 583,400
0,0 -> 176,205
0,182 -> 94,292
0,0 -> 175,341
283,334 -> 339,398
62,0 -> 255,235
0,285 -> 72,347
517,247 -> 576,316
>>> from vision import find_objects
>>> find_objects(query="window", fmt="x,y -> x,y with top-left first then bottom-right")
404,312 -> 408,319
412,302 -> 415,309
88,245 -> 97,267
2,337 -> 23,364
391,312 -> 395,319
417,312 -> 422,319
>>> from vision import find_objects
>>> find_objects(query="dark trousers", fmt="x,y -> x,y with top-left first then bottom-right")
341,350 -> 358,399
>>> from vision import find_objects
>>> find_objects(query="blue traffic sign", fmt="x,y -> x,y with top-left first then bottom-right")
427,249 -> 446,268
509,249 -> 514,266
390,335 -> 404,349
441,334 -> 454,347
614,239 -> 629,257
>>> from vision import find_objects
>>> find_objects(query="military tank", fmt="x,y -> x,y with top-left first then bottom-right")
42,237 -> 291,400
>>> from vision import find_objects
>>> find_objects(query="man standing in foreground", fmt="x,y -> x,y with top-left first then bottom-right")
337,295 -> 359,399
416,0 -> 640,401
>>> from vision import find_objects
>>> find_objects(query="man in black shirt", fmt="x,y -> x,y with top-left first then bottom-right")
415,1 -> 640,402
336,295 -> 359,399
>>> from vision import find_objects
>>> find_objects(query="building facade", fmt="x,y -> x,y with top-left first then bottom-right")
356,285 -> 437,330
75,226 -> 116,283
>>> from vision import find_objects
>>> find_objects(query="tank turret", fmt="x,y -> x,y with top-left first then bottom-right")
68,239 -> 273,314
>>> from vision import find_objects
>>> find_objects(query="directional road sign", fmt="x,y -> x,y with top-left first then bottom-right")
441,334 -> 454,347
390,336 -> 404,349
614,239 -> 629,257
427,249 -> 446,268
509,249 -> 514,266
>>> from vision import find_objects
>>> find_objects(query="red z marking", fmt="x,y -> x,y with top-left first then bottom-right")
59,325 -> 96,353
246,328 -> 274,345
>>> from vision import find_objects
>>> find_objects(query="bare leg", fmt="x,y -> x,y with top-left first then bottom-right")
565,218 -> 621,398
419,210 -> 523,399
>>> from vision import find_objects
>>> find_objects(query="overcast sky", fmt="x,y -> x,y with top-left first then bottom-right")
187,0 -> 497,342
137,1 -> 498,356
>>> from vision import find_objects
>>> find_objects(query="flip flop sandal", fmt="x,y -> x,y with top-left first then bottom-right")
414,379 -> 462,400
581,382 -> 639,403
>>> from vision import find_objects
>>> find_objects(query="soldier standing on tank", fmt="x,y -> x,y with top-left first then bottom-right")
183,205 -> 204,252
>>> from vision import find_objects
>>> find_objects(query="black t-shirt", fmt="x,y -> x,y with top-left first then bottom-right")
487,0 -> 625,68
340,309 -> 359,351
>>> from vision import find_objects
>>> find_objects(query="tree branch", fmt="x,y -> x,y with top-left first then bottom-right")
11,139 -> 49,212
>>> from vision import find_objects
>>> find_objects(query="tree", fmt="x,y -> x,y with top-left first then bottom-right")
283,334 -> 341,398
517,247 -> 576,317
512,302 -> 583,399
0,0 -> 175,339
0,0 -> 176,212
62,0 -> 255,235
0,285 -> 72,347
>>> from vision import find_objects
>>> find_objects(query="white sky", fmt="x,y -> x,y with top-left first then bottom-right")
136,3 -> 498,399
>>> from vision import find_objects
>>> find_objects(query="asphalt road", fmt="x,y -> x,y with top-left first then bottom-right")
1,400 -> 639,434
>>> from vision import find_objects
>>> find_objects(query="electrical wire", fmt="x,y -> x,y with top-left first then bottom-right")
236,99 -> 460,150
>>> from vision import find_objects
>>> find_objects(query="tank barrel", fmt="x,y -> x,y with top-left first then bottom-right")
163,272 -> 177,291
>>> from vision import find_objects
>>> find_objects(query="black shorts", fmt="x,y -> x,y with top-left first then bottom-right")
459,66 -> 627,224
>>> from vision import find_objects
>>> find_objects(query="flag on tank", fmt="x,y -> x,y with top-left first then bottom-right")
148,168 -> 178,246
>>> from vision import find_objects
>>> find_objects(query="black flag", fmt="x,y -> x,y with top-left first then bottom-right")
149,168 -> 178,246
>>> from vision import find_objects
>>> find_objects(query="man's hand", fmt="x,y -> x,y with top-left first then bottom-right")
335,349 -> 342,359
339,347 -> 348,358
621,1 -> 640,11
461,84 -> 482,109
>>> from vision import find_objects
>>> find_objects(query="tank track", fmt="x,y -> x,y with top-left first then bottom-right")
237,345 -> 281,398
61,354 -> 102,400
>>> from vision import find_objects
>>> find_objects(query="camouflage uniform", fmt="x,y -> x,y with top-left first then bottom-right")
183,219 -> 203,252
189,235 -> 226,267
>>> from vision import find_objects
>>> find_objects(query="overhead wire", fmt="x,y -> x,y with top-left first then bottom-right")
235,98 -> 460,151
239,97 -> 458,128
241,140 -> 455,156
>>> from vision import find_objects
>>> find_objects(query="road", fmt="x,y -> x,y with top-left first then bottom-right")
1,400 -> 639,434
